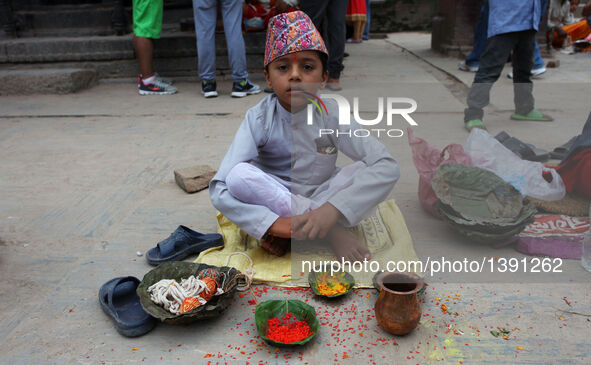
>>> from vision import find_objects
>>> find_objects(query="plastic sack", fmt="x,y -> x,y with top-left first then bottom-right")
407,128 -> 472,217
464,128 -> 566,201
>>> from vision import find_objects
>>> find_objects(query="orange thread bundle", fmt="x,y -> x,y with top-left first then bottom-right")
200,277 -> 218,302
180,297 -> 202,314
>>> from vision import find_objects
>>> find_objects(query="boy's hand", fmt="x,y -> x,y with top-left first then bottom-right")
292,203 -> 341,240
268,217 -> 292,238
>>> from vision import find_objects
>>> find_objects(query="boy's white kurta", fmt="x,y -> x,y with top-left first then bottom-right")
209,94 -> 400,240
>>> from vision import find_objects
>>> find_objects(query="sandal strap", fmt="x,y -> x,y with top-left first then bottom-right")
157,235 -> 177,257
465,119 -> 486,131
106,276 -> 139,319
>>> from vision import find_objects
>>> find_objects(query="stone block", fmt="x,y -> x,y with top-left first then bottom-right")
0,68 -> 98,95
4,36 -> 133,63
174,165 -> 217,194
0,43 -> 7,63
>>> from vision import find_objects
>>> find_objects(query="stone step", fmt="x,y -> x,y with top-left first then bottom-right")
15,27 -> 118,39
17,6 -> 114,30
11,4 -> 197,38
0,55 -> 264,79
0,31 -> 266,78
0,32 -> 266,63
0,68 -> 98,95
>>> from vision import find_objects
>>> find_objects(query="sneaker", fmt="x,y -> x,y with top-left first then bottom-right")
201,79 -> 218,98
137,73 -> 173,89
138,75 -> 178,95
231,79 -> 261,98
507,67 -> 547,79
531,66 -> 547,78
458,61 -> 479,72
154,72 -> 173,85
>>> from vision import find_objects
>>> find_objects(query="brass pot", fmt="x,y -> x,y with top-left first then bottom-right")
374,271 -> 423,335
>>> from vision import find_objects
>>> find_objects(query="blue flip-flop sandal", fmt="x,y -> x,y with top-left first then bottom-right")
145,225 -> 224,266
98,276 -> 156,337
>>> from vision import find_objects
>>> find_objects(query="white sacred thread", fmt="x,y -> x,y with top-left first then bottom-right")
147,275 -> 223,315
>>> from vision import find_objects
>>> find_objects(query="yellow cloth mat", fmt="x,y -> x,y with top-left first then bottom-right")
195,199 -> 419,287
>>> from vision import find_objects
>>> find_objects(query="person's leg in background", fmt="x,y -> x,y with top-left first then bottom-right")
325,0 -> 348,90
355,18 -> 366,42
532,42 -> 547,75
353,0 -> 367,43
300,0 -> 329,52
299,0 -> 328,30
362,0 -> 370,40
464,32 -> 516,130
193,0 -> 219,97
133,0 -> 177,94
508,40 -> 546,79
346,0 -> 366,43
220,0 -> 261,97
512,30 -> 535,117
299,0 -> 333,82
133,36 -> 154,79
460,0 -> 489,72
511,30 -> 552,121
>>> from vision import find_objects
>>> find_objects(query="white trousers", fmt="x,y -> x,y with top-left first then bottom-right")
226,161 -> 366,217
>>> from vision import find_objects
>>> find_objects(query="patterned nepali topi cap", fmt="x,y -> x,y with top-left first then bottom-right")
264,10 -> 328,67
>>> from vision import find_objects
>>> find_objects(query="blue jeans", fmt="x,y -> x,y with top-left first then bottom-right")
192,0 -> 248,81
465,0 -> 544,70
362,0 -> 370,40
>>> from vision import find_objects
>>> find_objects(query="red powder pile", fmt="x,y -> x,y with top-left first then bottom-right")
266,313 -> 313,343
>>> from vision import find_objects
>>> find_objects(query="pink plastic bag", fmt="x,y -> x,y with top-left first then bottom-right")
407,128 -> 472,217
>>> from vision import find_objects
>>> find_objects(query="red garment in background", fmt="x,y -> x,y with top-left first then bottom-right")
556,148 -> 591,199
346,0 -> 367,21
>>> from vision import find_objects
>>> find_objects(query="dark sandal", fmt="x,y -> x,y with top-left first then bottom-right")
511,109 -> 554,121
98,276 -> 156,337
494,131 -> 549,162
145,225 -> 223,265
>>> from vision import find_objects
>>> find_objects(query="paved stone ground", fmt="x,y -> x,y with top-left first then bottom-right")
0,33 -> 590,364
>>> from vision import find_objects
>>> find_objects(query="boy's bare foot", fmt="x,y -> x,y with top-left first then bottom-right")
260,235 -> 290,256
268,217 -> 291,238
328,225 -> 371,262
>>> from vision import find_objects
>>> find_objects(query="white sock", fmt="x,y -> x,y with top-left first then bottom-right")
142,75 -> 156,84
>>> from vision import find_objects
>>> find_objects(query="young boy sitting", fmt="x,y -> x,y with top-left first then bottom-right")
209,11 -> 400,263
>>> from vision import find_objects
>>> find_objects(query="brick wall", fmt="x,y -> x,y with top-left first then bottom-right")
431,0 -> 483,56
370,0 -> 438,32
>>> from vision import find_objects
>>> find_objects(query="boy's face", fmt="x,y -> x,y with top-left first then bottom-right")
264,50 -> 329,113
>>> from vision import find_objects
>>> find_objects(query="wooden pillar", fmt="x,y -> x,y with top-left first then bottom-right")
111,0 -> 127,36
0,0 -> 17,38
431,0 -> 483,56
